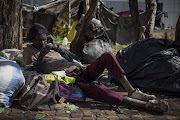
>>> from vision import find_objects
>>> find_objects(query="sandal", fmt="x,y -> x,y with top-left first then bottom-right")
145,99 -> 169,112
129,88 -> 156,101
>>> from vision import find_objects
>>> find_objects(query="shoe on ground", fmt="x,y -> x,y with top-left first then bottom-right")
129,88 -> 156,101
145,99 -> 169,112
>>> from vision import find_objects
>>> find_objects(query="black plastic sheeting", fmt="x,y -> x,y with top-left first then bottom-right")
115,38 -> 180,93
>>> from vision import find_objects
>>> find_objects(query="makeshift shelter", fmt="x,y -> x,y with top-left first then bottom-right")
22,0 -> 82,41
22,0 -> 147,45
70,0 -> 149,62
96,2 -> 148,44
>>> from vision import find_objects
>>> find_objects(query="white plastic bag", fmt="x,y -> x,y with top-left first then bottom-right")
0,57 -> 25,107
62,37 -> 68,45
52,71 -> 66,76
0,49 -> 24,67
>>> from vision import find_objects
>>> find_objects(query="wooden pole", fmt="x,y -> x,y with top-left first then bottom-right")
144,0 -> 157,38
70,0 -> 98,59
68,0 -> 71,28
0,0 -> 23,50
83,0 -> 90,14
129,0 -> 142,41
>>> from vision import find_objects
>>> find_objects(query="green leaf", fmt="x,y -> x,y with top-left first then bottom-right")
67,104 -> 79,110
34,114 -> 46,119
0,108 -> 5,113
100,113 -> 103,116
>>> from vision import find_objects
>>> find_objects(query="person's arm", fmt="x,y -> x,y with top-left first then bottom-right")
47,34 -> 80,62
52,45 -> 80,62
23,50 -> 46,73
33,57 -> 46,73
33,43 -> 53,73
23,43 -> 53,73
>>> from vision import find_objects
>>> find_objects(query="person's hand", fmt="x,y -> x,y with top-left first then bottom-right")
38,43 -> 53,60
44,43 -> 53,51
47,35 -> 55,44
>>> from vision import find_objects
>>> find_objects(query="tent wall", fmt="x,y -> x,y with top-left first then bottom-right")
102,0 -> 180,28
159,0 -> 180,28
98,4 -> 147,45
22,0 -> 52,6
22,0 -> 82,42
101,0 -> 146,13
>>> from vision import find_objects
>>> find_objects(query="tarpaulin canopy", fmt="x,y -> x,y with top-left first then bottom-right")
23,0 -> 146,45
22,0 -> 82,34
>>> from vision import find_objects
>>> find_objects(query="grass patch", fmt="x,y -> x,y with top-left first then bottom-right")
53,35 -> 63,45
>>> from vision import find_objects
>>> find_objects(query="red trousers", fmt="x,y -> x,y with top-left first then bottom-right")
70,52 -> 125,106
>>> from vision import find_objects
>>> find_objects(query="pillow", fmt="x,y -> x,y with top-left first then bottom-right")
0,57 -> 25,107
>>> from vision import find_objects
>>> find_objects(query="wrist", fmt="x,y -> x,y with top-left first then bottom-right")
52,44 -> 58,50
38,54 -> 44,61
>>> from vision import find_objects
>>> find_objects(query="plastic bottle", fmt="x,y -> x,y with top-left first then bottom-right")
62,37 -> 68,45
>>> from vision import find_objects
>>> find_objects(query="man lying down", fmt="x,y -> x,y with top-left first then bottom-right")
23,23 -> 169,113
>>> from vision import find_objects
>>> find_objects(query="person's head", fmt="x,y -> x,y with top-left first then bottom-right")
28,23 -> 54,49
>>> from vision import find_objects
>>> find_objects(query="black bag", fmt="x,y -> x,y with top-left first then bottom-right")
115,38 -> 180,92
19,74 -> 58,110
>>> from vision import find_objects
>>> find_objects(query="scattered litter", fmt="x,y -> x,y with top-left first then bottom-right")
112,107 -> 123,114
66,111 -> 71,114
55,103 -> 71,110
57,107 -> 64,110
22,111 -> 26,114
111,109 -> 116,113
62,37 -> 68,45
59,97 -> 66,103
119,106 -> 129,110
28,110 -> 32,113
99,113 -> 103,116
67,104 -> 79,110
0,108 -> 5,113
38,110 -> 45,114
34,113 -> 46,119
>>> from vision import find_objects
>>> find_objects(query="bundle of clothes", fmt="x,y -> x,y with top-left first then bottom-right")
0,51 -> 85,110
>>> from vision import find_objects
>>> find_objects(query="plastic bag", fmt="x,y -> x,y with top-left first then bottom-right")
57,82 -> 86,102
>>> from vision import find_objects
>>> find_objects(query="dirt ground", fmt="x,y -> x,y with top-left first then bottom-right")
1,83 -> 180,120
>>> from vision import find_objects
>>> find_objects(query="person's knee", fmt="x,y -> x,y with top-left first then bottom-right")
103,52 -> 114,59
